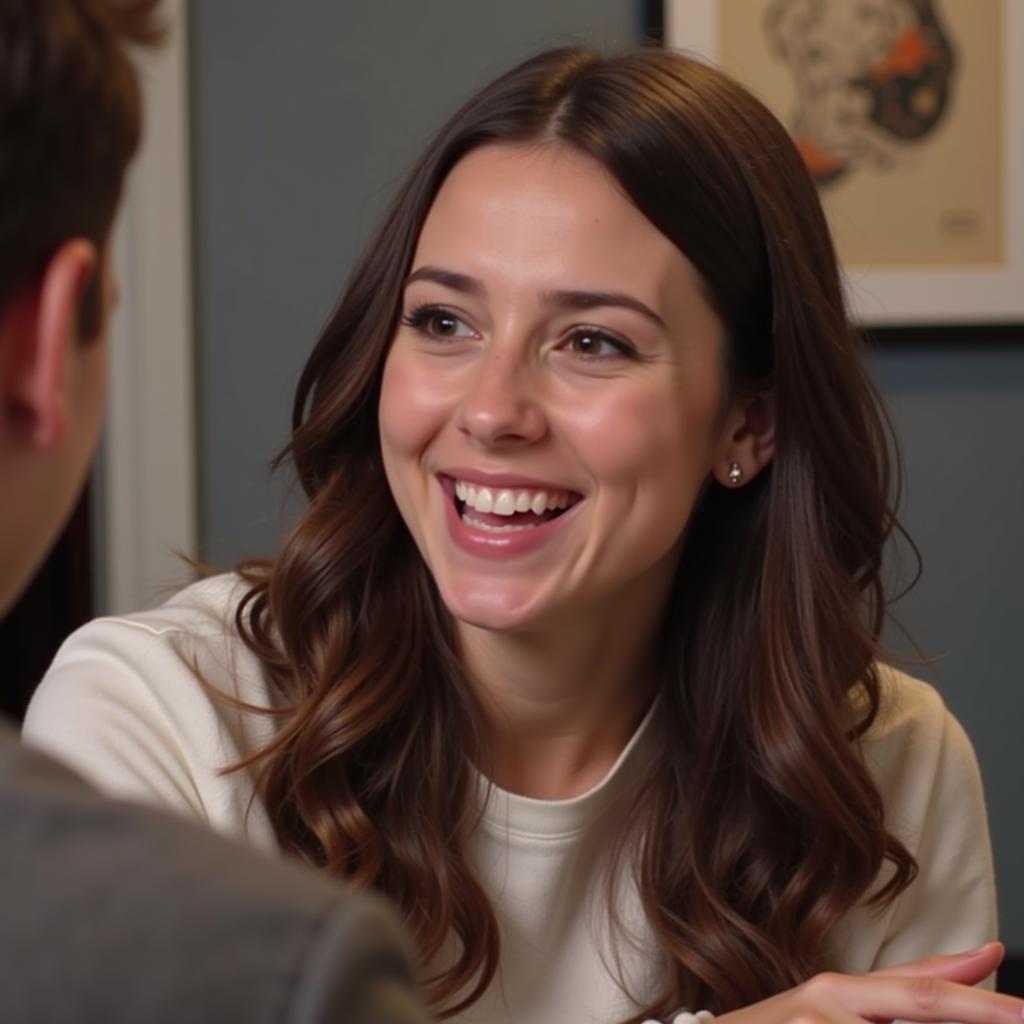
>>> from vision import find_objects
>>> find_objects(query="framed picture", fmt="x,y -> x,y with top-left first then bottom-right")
659,0 -> 1024,334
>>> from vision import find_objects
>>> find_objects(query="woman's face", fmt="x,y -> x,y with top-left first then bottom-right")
379,143 -> 739,634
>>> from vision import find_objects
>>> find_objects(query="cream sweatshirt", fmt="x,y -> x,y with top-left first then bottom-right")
23,576 -> 998,1023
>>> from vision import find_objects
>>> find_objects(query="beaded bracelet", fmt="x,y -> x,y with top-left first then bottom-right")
641,1010 -> 715,1024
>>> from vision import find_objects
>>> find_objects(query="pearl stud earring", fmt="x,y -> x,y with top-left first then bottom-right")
727,462 -> 743,485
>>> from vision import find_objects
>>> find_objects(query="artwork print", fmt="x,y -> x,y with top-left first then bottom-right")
764,0 -> 955,188
715,0 -> 1004,269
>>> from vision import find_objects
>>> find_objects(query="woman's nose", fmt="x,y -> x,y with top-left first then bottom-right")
455,349 -> 546,447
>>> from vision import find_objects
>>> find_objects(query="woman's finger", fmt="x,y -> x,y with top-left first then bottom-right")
716,990 -> 865,1024
806,971 -> 1023,1024
869,942 -> 1004,987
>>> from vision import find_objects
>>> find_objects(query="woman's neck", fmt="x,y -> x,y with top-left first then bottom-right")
457,602 -> 662,801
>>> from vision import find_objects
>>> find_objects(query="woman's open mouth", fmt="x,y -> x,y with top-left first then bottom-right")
442,476 -> 583,534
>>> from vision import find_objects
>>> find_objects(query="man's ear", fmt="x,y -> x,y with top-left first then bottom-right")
712,389 -> 775,488
2,239 -> 97,450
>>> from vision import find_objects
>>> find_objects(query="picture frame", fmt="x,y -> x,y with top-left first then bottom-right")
654,0 -> 1024,338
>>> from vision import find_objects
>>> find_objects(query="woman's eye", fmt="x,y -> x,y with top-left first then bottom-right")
402,305 -> 475,339
564,329 -> 634,360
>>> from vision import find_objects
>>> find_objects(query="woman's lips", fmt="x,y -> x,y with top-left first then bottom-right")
439,474 -> 583,558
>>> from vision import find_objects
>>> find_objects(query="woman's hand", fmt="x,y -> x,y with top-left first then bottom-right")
715,943 -> 1020,1024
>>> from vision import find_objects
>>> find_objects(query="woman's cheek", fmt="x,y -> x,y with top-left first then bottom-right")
559,388 -> 687,483
379,352 -> 450,456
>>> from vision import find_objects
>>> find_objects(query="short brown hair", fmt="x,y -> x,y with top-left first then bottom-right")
0,0 -> 163,336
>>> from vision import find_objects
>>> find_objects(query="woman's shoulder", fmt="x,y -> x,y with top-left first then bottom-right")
99,572 -> 253,640
42,572 -> 267,699
21,573 -> 280,840
856,664 -> 987,841
25,572 -> 277,725
862,663 -> 950,738
859,663 -> 967,751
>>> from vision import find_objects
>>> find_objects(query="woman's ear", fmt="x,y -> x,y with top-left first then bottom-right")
2,239 -> 97,450
712,389 -> 775,488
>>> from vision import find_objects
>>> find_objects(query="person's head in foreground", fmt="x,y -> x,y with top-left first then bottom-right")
0,0 -> 162,615
224,45 -> 954,1022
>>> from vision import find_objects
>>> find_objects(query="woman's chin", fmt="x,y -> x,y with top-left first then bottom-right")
439,579 -> 549,634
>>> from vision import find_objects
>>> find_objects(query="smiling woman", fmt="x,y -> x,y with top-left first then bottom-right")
380,143 -> 759,636
22,45 -> 1009,1024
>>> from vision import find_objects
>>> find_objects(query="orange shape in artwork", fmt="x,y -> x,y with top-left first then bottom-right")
796,136 -> 846,179
871,28 -> 933,80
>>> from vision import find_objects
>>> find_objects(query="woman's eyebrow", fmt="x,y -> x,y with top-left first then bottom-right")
404,265 -> 484,296
403,266 -> 666,330
541,289 -> 666,330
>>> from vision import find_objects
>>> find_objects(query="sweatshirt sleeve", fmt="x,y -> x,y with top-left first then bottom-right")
22,580 -> 279,846
872,686 -> 998,977
827,670 -> 998,986
24,618 -> 211,819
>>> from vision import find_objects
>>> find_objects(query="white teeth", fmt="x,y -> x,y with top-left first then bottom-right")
452,478 -> 576,518
462,513 -> 539,533
474,488 -> 494,513
493,490 -> 516,515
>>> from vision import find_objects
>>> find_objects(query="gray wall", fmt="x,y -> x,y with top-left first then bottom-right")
871,346 -> 1024,948
190,3 -> 1023,945
190,0 -> 638,561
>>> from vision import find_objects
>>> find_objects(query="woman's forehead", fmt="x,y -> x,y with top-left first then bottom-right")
413,143 -> 693,301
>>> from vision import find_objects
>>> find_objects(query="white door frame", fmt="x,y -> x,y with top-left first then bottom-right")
99,0 -> 196,614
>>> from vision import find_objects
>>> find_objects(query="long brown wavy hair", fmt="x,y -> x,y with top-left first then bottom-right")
229,46 -> 917,1022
